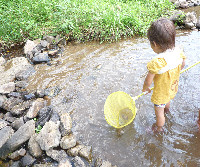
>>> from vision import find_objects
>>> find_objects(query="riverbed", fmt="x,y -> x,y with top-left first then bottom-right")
26,27 -> 200,166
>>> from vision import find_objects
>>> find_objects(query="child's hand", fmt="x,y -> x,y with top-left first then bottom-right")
142,87 -> 151,94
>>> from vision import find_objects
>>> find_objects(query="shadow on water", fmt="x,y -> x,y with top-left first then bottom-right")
27,28 -> 200,166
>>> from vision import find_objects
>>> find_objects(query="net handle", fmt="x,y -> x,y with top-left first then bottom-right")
134,61 -> 200,100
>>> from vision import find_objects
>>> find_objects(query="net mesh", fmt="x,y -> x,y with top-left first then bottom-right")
104,91 -> 137,128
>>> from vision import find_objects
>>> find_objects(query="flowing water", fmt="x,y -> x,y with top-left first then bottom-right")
26,28 -> 200,166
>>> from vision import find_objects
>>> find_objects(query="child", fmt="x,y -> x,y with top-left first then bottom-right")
142,18 -> 186,132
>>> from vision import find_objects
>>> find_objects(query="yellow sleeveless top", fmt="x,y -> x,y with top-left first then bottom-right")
147,47 -> 186,105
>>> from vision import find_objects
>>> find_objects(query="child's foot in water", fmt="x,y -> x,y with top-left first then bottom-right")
152,123 -> 164,134
164,108 -> 170,114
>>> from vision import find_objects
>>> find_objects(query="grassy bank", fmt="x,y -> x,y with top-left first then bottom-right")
0,0 -> 174,44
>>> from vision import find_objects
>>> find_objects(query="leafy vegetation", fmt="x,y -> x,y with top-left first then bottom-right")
0,0 -> 175,44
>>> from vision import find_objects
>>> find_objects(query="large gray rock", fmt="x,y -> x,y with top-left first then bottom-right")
32,53 -> 50,63
0,82 -> 15,94
11,117 -> 24,130
2,97 -> 23,112
10,101 -> 31,116
36,121 -> 61,151
60,134 -> 76,150
59,113 -> 72,136
46,149 -> 68,162
21,153 -> 36,167
26,98 -> 46,119
28,134 -> 43,158
0,95 -> 6,108
0,118 -> 9,130
0,126 -> 14,148
24,40 -> 37,54
0,57 -> 33,85
0,57 -> 6,66
0,120 -> 35,159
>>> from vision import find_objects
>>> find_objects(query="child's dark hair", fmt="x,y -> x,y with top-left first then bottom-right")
147,18 -> 176,51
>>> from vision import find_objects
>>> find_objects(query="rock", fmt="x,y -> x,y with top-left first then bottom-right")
0,126 -> 14,148
10,161 -> 22,167
33,163 -> 58,167
11,117 -> 24,130
2,97 -> 23,112
24,93 -> 35,100
8,148 -> 26,160
0,82 -> 15,94
35,89 -> 45,98
0,57 -> 6,66
15,65 -> 35,81
43,36 -> 55,44
50,110 -> 60,124
21,153 -> 36,167
184,12 -> 197,28
0,95 -> 6,108
72,156 -> 86,167
40,40 -> 49,48
10,101 -> 31,116
60,134 -> 77,150
24,40 -> 37,55
46,149 -> 68,162
3,112 -> 16,123
67,145 -> 84,157
0,120 -> 35,159
59,113 -> 72,136
36,121 -> 61,151
0,119 -> 9,130
26,98 -> 46,119
7,92 -> 22,98
78,145 -> 92,162
95,158 -> 103,167
32,53 -> 50,64
48,50 -> 60,57
1,57 -> 33,85
58,160 -> 72,167
100,161 -> 112,167
28,134 -> 43,158
15,81 -> 28,89
35,106 -> 53,127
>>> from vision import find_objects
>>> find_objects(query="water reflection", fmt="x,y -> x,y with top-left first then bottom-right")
27,30 -> 200,166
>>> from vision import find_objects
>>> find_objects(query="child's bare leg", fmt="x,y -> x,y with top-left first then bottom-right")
154,106 -> 165,132
164,101 -> 170,113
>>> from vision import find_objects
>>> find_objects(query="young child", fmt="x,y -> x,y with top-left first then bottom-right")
142,18 -> 186,132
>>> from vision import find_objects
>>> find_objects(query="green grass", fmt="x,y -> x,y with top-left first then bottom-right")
0,0 -> 175,44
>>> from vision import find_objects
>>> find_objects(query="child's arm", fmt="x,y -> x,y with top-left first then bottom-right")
181,59 -> 186,70
142,72 -> 155,93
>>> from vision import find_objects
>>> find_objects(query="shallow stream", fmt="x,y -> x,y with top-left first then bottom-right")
26,28 -> 200,166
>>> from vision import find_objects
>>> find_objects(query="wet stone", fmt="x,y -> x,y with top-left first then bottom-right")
10,101 -> 29,116
21,153 -> 36,167
46,149 -> 68,163
15,65 -> 35,81
2,97 -> 23,112
78,145 -> 92,162
0,120 -> 35,159
35,106 -> 53,127
32,53 -> 50,64
8,148 -> 26,160
24,40 -> 37,55
7,92 -> 22,98
59,112 -> 72,136
26,98 -> 46,119
11,117 -> 24,130
24,93 -> 35,100
0,82 -> 15,94
60,134 -> 77,150
0,126 -> 14,148
0,95 -> 6,108
15,81 -> 28,89
28,133 -> 43,158
58,159 -> 72,167
3,112 -> 16,123
67,145 -> 84,157
0,119 -> 9,130
10,161 -> 22,167
72,156 -> 86,167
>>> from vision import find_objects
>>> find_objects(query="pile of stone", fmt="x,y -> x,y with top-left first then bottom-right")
0,41 -> 117,167
170,10 -> 200,29
169,0 -> 200,8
